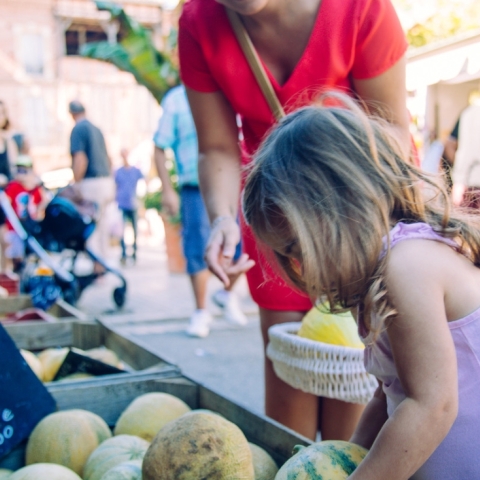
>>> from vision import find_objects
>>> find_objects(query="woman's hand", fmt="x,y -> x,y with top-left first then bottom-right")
205,216 -> 254,286
162,188 -> 180,218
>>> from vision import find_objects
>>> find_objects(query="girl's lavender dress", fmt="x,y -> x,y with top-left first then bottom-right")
361,222 -> 480,479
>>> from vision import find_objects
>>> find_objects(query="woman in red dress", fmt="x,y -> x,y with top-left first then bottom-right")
179,0 -> 410,440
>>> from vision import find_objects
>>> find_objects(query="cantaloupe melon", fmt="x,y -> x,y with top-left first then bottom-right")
84,434 -> 149,480
142,411 -> 254,480
58,373 -> 95,382
26,409 -> 112,476
275,441 -> 368,479
84,348 -> 122,368
99,460 -> 142,480
114,393 -> 191,441
9,463 -> 82,480
0,468 -> 12,479
249,443 -> 278,480
20,350 -> 43,381
297,306 -> 364,349
36,348 -> 69,382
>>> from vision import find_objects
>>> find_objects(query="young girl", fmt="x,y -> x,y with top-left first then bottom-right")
242,93 -> 480,479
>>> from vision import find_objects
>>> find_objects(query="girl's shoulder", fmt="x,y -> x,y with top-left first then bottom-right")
382,222 -> 460,258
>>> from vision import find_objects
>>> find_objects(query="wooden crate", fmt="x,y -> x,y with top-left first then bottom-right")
0,374 -> 313,471
3,320 -> 179,373
0,295 -> 89,322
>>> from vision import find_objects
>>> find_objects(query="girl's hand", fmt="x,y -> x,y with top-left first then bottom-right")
205,216 -> 254,286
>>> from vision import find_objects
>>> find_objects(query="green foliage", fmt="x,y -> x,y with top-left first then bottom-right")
392,0 -> 480,48
80,1 -> 179,103
144,156 -> 181,224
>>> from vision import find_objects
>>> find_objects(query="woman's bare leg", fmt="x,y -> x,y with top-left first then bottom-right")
319,397 -> 365,441
259,307 -> 318,440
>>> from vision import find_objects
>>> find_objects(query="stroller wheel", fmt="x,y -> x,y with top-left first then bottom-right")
113,286 -> 127,308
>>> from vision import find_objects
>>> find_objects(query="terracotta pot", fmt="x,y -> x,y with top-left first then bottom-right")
161,215 -> 186,274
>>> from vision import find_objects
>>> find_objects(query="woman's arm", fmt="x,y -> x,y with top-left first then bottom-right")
349,240 -> 458,480
352,56 -> 410,156
6,136 -> 18,168
186,88 -> 251,285
350,384 -> 388,450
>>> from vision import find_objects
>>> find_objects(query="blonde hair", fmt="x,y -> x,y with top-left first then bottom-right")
243,92 -> 480,342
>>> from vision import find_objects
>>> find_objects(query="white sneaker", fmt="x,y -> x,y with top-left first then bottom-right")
186,310 -> 213,338
213,290 -> 248,326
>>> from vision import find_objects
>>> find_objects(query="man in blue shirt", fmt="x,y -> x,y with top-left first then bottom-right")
154,85 -> 247,338
115,148 -> 143,264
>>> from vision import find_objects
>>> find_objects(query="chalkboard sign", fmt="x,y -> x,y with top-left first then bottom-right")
0,324 -> 56,458
53,349 -> 126,380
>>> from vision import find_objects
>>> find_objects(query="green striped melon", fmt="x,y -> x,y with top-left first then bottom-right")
26,410 -> 112,476
114,393 -> 191,441
84,435 -> 149,480
0,469 -> 12,479
249,443 -> 278,480
142,411 -> 254,480
275,441 -> 368,479
99,460 -> 142,480
9,463 -> 82,480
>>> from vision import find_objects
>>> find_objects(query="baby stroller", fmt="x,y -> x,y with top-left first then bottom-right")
0,185 -> 127,309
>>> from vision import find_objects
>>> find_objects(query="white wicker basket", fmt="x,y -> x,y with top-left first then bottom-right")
267,322 -> 378,404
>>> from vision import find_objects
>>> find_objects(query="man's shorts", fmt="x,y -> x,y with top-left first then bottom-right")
179,186 -> 241,275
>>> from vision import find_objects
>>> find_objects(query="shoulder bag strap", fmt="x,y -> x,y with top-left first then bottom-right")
225,7 -> 285,121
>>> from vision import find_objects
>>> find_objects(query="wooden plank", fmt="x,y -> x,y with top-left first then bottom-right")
48,299 -> 90,321
0,295 -> 32,315
0,296 -> 89,321
198,385 -> 312,465
103,326 -> 175,370
47,375 -> 197,426
72,321 -> 104,350
4,320 -> 75,350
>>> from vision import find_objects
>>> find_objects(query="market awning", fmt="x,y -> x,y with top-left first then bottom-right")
406,30 -> 480,91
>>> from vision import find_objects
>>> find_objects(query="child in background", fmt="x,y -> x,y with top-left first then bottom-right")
242,93 -> 480,479
5,154 -> 48,272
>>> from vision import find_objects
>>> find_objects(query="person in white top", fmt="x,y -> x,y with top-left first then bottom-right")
451,91 -> 480,207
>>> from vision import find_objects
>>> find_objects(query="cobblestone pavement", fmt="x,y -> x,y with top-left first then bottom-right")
76,223 -> 265,414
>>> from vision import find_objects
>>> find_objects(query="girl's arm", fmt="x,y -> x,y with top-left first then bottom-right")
349,240 -> 458,480
350,384 -> 388,450
186,88 -> 253,286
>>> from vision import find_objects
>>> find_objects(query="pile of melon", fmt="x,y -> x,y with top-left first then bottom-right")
20,346 -> 124,383
0,391 -> 367,479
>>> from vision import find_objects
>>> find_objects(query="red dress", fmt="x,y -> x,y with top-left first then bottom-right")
179,0 -> 407,311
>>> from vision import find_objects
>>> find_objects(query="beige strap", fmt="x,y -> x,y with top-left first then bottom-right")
226,7 -> 285,121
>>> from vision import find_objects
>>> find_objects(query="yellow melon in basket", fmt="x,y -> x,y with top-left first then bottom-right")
114,393 -> 191,441
0,468 -> 12,478
297,306 -> 364,349
20,350 -> 43,381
